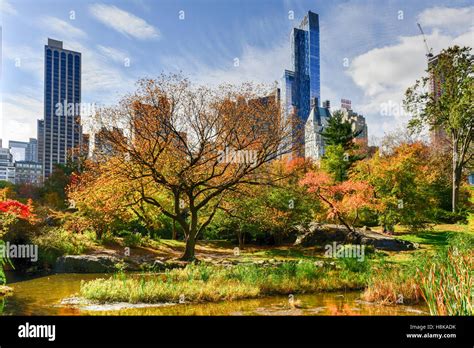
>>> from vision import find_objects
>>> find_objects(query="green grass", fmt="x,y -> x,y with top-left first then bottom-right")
80,260 -> 369,304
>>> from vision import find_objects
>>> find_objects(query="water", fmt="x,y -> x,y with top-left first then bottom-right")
1,272 -> 428,316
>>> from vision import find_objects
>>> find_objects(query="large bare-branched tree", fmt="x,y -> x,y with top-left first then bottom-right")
85,74 -> 295,260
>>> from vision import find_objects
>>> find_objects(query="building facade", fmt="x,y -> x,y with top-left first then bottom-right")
26,138 -> 38,162
14,161 -> 43,185
305,98 -> 331,161
9,139 -> 38,163
0,144 -> 15,184
340,100 -> 368,143
40,38 -> 83,178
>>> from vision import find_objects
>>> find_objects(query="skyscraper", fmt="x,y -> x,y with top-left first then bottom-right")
40,38 -> 83,178
282,11 -> 321,156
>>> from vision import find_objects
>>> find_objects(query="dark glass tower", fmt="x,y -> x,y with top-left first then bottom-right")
282,11 -> 320,156
41,39 -> 82,177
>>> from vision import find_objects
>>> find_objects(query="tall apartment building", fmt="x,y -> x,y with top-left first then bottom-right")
281,11 -> 320,156
340,99 -> 368,142
39,38 -> 83,178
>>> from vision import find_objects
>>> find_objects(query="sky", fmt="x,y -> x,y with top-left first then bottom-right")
0,0 -> 473,146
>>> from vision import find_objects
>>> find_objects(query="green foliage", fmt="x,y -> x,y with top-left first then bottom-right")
123,232 -> 144,248
31,227 -> 93,265
321,110 -> 362,150
405,46 -> 473,212
322,144 -> 351,182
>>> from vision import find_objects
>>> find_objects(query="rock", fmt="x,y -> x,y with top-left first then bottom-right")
54,255 -> 120,273
151,259 -> 167,271
294,222 -> 416,251
294,223 -> 349,246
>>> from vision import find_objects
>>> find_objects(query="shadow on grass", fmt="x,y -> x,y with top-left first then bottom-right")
399,231 -> 452,247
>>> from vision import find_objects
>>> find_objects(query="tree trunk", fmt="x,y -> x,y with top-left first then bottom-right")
237,231 -> 245,249
181,233 -> 196,261
172,220 -> 177,240
452,164 -> 462,213
180,210 -> 198,261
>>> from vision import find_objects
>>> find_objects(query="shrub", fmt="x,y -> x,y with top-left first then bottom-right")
32,227 -> 93,265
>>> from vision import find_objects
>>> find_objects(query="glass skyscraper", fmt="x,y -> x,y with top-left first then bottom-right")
281,11 -> 320,156
41,39 -> 82,177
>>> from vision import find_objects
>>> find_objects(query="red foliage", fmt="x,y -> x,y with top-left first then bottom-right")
0,200 -> 33,219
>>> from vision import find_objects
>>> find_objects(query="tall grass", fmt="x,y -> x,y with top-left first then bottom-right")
80,260 -> 369,304
418,234 -> 473,315
363,232 -> 473,315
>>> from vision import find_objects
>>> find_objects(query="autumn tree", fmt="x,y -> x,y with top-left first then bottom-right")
219,158 -> 314,247
351,142 -> 444,231
84,74 -> 293,260
405,46 -> 473,212
300,171 -> 379,239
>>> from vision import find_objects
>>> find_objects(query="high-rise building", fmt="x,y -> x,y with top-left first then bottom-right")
8,139 -> 38,163
37,120 -> 44,167
14,161 -> 42,185
26,138 -> 38,162
282,11 -> 320,156
0,142 -> 15,183
8,140 -> 29,162
39,38 -> 83,178
340,100 -> 368,143
428,54 -> 448,145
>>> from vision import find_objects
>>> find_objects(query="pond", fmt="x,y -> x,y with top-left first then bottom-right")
1,271 -> 428,316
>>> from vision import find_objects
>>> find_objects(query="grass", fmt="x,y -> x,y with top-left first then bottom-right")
362,232 -> 473,314
418,234 -> 473,315
80,260 -> 370,304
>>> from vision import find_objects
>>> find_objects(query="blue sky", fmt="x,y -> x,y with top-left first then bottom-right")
1,0 -> 473,145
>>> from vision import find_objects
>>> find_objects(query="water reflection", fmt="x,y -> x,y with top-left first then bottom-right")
1,272 -> 428,316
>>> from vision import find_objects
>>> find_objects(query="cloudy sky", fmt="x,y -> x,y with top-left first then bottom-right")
1,0 -> 473,145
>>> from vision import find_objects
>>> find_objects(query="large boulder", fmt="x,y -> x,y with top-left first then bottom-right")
294,222 -> 416,251
54,255 -> 120,273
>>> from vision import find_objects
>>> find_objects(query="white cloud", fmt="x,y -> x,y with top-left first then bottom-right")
0,0 -> 17,15
162,40 -> 290,87
347,23 -> 474,138
418,6 -> 474,33
0,91 -> 42,143
96,45 -> 129,64
40,16 -> 87,39
89,3 -> 160,40
2,44 -> 43,81
66,41 -> 135,100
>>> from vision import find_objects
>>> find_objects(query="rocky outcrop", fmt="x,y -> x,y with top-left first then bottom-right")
294,222 -> 416,251
53,254 -> 188,273
54,255 -> 121,273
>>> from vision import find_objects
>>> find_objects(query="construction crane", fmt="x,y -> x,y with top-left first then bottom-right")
417,23 -> 434,59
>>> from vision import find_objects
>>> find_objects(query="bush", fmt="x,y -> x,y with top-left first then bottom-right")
32,227 -> 93,266
123,232 -> 144,248
432,208 -> 469,224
